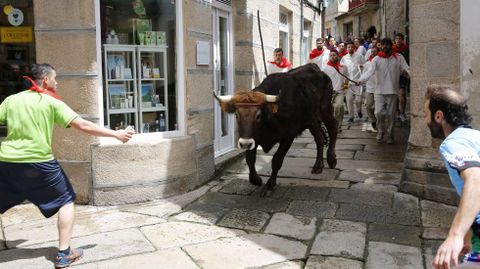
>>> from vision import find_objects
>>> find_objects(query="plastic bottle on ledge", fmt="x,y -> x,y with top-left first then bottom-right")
155,120 -> 160,132
159,113 -> 166,132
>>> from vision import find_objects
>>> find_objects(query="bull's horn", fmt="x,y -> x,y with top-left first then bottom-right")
213,91 -> 233,102
265,94 -> 279,102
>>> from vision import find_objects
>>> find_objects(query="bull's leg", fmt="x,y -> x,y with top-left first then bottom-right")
309,121 -> 325,174
260,137 -> 294,197
246,147 -> 262,186
324,112 -> 338,169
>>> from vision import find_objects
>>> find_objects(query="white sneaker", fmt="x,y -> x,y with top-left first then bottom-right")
376,132 -> 384,143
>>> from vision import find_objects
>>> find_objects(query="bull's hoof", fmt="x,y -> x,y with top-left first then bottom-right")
259,184 -> 275,197
249,174 -> 263,186
327,158 -> 337,169
311,164 -> 324,174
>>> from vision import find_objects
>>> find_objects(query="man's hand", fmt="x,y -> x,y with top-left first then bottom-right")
354,81 -> 362,86
433,234 -> 464,269
114,129 -> 135,143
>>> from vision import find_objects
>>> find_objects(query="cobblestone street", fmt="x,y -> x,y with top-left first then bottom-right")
0,120 -> 456,268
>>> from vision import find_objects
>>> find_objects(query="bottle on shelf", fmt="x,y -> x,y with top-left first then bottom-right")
155,119 -> 160,132
159,113 -> 166,132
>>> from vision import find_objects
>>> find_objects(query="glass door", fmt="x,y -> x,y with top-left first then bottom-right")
213,9 -> 234,156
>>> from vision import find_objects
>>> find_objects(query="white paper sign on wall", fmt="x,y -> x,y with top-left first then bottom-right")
196,40 -> 210,66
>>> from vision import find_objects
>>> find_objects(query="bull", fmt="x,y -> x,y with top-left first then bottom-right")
214,63 -> 338,196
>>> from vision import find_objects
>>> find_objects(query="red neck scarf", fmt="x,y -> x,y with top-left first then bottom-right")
393,43 -> 408,53
327,60 -> 343,71
23,76 -> 62,100
268,57 -> 292,69
378,51 -> 398,59
338,50 -> 347,58
368,54 -> 376,62
309,48 -> 325,60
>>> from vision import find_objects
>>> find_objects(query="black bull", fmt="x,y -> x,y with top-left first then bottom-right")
215,63 -> 338,196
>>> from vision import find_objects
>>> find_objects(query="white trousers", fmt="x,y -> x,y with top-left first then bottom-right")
346,84 -> 362,118
374,94 -> 398,139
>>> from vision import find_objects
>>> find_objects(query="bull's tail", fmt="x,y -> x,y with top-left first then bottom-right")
320,122 -> 330,148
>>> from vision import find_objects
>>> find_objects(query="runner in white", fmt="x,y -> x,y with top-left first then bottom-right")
341,41 -> 365,124
322,50 -> 349,132
363,46 -> 379,130
266,48 -> 292,75
357,38 -> 410,144
309,38 -> 330,70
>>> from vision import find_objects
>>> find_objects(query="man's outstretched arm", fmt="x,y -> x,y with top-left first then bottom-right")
69,117 -> 134,143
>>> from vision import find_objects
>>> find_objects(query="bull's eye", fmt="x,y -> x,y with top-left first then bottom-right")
255,110 -> 261,122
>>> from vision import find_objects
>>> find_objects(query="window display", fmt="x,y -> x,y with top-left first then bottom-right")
101,0 -> 177,133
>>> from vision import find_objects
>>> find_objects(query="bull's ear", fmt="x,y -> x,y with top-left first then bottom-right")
220,102 -> 236,113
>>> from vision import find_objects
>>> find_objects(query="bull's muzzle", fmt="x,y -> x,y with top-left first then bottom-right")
238,138 -> 255,150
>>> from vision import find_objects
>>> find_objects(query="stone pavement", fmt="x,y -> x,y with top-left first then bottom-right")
0,119 -> 458,269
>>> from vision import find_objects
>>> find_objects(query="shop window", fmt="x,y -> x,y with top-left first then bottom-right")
100,0 -> 177,133
279,11 -> 289,59
0,1 -> 35,138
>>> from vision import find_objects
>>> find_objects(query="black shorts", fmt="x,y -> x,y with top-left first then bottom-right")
399,75 -> 409,89
0,160 -> 76,218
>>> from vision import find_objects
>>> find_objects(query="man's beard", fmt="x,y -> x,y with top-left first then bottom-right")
428,121 -> 445,139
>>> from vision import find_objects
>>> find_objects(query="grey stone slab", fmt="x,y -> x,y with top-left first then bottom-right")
368,223 -> 422,247
387,192 -> 421,226
3,210 -> 164,248
336,159 -> 403,173
140,221 -> 246,249
264,213 -> 317,240
173,202 -> 230,225
225,173 -> 348,189
366,241 -> 423,269
286,201 -> 338,218
354,151 -> 405,162
305,256 -> 363,269
0,218 -> 4,251
73,248 -> 199,269
286,148 -> 354,160
311,219 -> 366,259
350,183 -> 398,193
422,227 -> 449,240
364,143 -> 406,153
194,192 -> 290,213
252,185 -> 290,199
261,261 -> 304,269
0,229 -> 155,269
338,170 -> 401,185
183,234 -> 308,269
219,179 -> 258,195
227,155 -> 339,181
423,240 -> 443,269
218,209 -> 270,232
335,203 -> 388,223
338,129 -> 377,139
283,186 -> 330,201
329,188 -> 394,207
306,143 -> 364,151
294,137 -> 314,143
421,200 -> 457,228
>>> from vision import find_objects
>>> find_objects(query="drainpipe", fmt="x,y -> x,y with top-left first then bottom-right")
300,0 -> 304,64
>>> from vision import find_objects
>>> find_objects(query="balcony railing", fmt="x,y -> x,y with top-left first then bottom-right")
349,0 -> 379,11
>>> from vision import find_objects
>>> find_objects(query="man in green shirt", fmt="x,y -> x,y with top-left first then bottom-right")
0,63 -> 134,268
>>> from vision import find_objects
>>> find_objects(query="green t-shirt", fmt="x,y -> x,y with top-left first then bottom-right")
0,90 -> 78,163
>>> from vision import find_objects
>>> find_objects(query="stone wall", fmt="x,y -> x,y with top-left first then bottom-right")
399,0 -> 460,205
34,0 -> 98,204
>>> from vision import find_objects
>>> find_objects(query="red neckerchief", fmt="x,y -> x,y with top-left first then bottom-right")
327,60 -> 343,71
338,50 -> 347,58
23,76 -> 62,100
268,57 -> 292,69
378,51 -> 398,59
368,54 -> 376,62
309,48 -> 325,60
393,43 -> 408,53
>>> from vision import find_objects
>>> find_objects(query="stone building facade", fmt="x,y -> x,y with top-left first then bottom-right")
0,0 -> 323,206
400,0 -> 480,205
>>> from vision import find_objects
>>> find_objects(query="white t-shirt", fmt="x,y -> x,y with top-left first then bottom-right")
309,48 -> 330,70
340,53 -> 365,81
363,60 -> 377,93
266,63 -> 290,75
322,64 -> 348,93
355,46 -> 367,57
359,54 -> 410,95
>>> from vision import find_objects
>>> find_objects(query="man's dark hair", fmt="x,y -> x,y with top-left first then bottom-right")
273,48 -> 284,54
346,40 -> 354,46
371,37 -> 378,42
380,38 -> 393,46
330,49 -> 339,55
425,85 -> 472,128
29,63 -> 55,84
395,33 -> 405,39
316,37 -> 325,43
